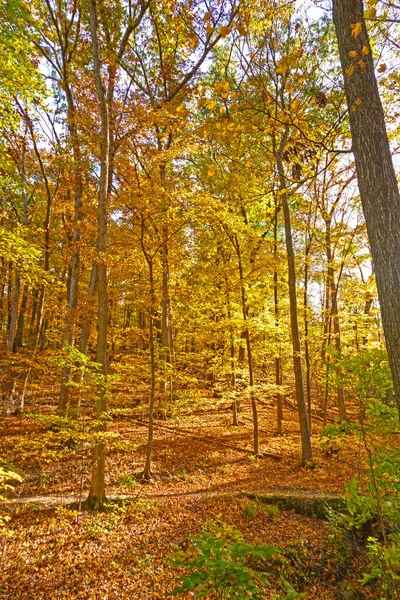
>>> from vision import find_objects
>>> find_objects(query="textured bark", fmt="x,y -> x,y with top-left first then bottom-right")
333,0 -> 400,420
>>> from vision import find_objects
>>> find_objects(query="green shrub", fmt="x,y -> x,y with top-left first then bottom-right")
167,520 -> 305,599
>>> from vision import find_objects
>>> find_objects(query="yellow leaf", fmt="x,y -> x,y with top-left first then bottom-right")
361,45 -> 370,55
208,167 -> 217,177
276,61 -> 288,75
205,99 -> 217,110
348,50 -> 358,58
219,26 -> 231,38
219,106 -> 225,114
291,99 -> 301,111
176,103 -> 185,113
230,91 -> 238,100
345,64 -> 355,78
358,59 -> 366,70
364,7 -> 376,19
214,81 -> 229,95
350,22 -> 362,38
377,63 -> 387,73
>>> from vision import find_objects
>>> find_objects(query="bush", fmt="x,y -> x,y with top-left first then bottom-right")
167,520 -> 305,599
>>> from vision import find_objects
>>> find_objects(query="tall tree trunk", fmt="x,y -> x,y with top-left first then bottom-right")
159,228 -> 170,412
13,285 -> 28,352
234,234 -> 259,456
275,132 -> 312,464
59,80 -> 83,414
325,220 -> 346,420
225,280 -> 238,426
72,262 -> 98,401
86,0 -> 110,510
273,207 -> 283,435
333,0 -> 400,420
303,237 -> 312,433
143,258 -> 156,481
7,271 -> 20,355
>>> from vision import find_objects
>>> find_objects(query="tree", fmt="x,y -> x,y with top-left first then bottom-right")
332,0 -> 400,420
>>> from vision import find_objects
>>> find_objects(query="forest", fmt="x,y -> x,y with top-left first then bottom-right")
0,0 -> 400,598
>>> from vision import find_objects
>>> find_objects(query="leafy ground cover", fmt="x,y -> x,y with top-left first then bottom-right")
0,386 -> 374,599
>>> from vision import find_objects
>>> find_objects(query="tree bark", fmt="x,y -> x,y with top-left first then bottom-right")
333,0 -> 400,420
275,132 -> 312,464
234,234 -> 259,456
325,220 -> 346,420
86,0 -> 110,510
273,207 -> 283,435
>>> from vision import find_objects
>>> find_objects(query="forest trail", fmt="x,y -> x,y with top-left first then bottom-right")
7,486 -> 344,520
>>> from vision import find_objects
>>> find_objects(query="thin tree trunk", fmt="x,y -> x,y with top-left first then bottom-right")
143,258 -> 156,481
234,234 -> 259,456
275,132 -> 312,464
333,0 -> 400,420
273,207 -> 283,435
325,220 -> 346,420
13,285 -> 28,352
304,239 -> 312,433
59,81 -> 83,414
225,282 -> 238,426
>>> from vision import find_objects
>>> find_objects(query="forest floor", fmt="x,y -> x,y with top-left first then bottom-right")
0,384 -> 374,599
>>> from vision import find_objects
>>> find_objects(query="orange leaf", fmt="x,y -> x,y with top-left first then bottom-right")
350,22 -> 362,38
219,25 -> 231,38
236,23 -> 247,37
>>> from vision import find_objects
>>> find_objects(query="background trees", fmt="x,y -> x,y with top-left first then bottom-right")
0,0 -> 397,504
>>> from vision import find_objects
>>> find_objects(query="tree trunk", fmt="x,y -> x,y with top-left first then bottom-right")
13,285 -> 27,352
325,220 -> 346,420
143,258 -> 156,481
304,238 -> 312,433
275,133 -> 312,464
58,79 -> 83,414
234,234 -> 259,456
86,0 -> 110,510
333,0 -> 400,420
273,208 -> 283,435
